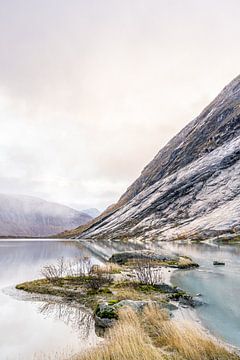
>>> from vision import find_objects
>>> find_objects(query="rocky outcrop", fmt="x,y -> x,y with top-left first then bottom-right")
0,194 -> 92,237
71,75 -> 240,241
108,250 -> 178,265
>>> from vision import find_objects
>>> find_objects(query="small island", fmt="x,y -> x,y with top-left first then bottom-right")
16,250 -> 239,360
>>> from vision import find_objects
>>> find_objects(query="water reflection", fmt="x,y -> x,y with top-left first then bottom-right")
38,300 -> 94,340
0,240 -> 99,360
1,238 -> 240,357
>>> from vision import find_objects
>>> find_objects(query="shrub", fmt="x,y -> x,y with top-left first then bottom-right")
134,260 -> 163,286
41,256 -> 92,282
86,271 -> 113,291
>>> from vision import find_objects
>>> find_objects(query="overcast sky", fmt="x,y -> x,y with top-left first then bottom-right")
0,0 -> 239,211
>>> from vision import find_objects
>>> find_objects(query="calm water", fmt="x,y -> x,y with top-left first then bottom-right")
167,241 -> 240,348
1,239 -> 240,358
0,240 -> 100,360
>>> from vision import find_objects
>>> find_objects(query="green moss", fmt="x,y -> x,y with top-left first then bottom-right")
95,304 -> 118,319
87,287 -> 113,296
113,280 -> 135,288
108,299 -> 119,305
136,284 -> 160,293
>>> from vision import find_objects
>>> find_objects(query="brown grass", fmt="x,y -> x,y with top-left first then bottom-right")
178,257 -> 195,268
74,307 -> 165,360
74,305 -> 239,360
91,263 -> 122,275
115,287 -> 144,301
142,304 -> 237,360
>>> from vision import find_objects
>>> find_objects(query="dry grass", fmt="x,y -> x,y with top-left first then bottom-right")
74,305 -> 239,360
142,304 -> 238,360
91,263 -> 122,275
74,307 -> 165,360
178,257 -> 195,268
115,287 -> 144,301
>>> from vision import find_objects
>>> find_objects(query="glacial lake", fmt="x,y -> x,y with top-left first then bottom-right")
0,239 -> 240,359
167,241 -> 240,348
0,240 -> 101,360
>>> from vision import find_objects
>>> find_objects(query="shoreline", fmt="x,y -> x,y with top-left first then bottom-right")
160,266 -> 176,285
12,258 -> 240,359
169,268 -> 240,355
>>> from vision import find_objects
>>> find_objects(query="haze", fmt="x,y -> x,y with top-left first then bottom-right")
0,0 -> 240,210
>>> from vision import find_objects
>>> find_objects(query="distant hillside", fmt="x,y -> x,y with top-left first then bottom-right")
0,194 -> 92,237
83,208 -> 100,218
63,75 -> 240,241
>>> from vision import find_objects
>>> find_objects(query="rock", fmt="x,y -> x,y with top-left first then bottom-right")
115,299 -> 149,311
94,299 -> 178,329
179,295 -> 204,307
114,299 -> 178,311
154,284 -> 180,293
161,302 -> 178,311
213,261 -> 225,266
94,315 -> 116,329
170,290 -> 203,307
94,302 -> 118,320
108,250 -> 178,265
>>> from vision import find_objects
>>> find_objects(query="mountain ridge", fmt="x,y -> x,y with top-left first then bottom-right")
0,194 -> 92,237
61,75 -> 240,241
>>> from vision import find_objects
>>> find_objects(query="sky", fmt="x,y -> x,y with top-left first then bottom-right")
0,0 -> 240,211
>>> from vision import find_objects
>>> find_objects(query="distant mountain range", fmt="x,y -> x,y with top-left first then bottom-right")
63,75 -> 240,241
82,208 -> 100,218
0,194 -> 92,237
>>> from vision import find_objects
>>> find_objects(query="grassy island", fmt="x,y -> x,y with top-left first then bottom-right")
16,251 -> 239,360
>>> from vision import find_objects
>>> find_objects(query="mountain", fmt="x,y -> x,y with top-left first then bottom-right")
0,194 -> 92,237
83,208 -> 100,218
64,75 -> 240,241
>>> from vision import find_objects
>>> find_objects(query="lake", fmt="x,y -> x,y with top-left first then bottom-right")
1,239 -> 240,359
0,240 -> 101,360
166,241 -> 240,348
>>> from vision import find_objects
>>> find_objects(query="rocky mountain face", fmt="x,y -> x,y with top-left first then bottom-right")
0,194 -> 92,237
70,75 -> 240,241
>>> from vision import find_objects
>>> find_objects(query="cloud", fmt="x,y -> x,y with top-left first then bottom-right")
0,0 -> 240,210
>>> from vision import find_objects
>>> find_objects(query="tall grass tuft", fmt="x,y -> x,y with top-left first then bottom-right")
142,304 -> 237,360
75,304 -> 239,360
74,307 -> 165,360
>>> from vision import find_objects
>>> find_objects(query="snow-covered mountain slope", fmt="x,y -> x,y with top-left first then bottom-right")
70,75 -> 240,241
0,194 -> 92,237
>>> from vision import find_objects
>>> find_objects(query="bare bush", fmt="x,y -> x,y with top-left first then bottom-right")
57,257 -> 66,277
86,271 -> 113,291
41,263 -> 61,282
76,256 -> 92,276
134,261 -> 163,285
41,256 -> 92,282
65,256 -> 92,277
